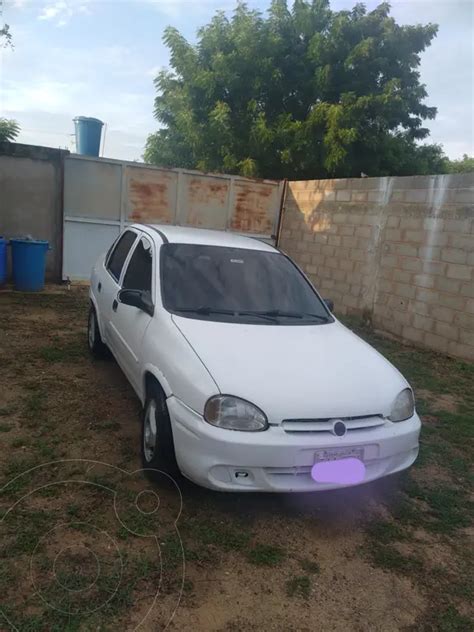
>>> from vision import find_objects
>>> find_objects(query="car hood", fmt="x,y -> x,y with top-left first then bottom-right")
172,316 -> 408,422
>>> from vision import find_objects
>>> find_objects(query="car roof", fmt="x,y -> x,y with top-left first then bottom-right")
135,224 -> 277,253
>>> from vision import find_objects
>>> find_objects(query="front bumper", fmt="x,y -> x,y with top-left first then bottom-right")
167,397 -> 421,492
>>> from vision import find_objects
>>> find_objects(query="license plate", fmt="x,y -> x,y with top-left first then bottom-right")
314,447 -> 364,462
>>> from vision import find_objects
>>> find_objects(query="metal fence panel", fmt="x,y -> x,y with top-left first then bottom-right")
63,155 -> 283,280
125,165 -> 178,224
64,157 -> 121,220
230,179 -> 281,235
63,221 -> 120,280
177,173 -> 230,230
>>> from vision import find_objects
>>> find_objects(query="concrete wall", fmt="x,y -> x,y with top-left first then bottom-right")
279,173 -> 474,361
0,143 -> 68,281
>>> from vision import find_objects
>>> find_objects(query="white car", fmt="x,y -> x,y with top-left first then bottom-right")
88,224 -> 420,492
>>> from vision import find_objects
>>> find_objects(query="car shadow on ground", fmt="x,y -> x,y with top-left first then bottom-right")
176,472 -> 402,527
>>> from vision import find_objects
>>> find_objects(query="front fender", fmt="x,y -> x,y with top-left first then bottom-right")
141,363 -> 173,405
140,315 -> 219,414
89,292 -> 106,341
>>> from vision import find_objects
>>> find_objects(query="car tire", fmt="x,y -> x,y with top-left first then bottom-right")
87,304 -> 109,358
141,382 -> 179,478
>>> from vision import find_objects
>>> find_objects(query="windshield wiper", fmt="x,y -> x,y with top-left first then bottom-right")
237,310 -> 279,323
173,307 -> 329,323
175,307 -> 279,322
258,310 -> 330,322
174,306 -> 235,316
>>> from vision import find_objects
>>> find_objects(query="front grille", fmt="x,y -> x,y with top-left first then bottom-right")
281,414 -> 385,434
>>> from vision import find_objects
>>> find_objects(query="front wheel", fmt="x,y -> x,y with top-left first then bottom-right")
87,305 -> 109,358
141,384 -> 179,478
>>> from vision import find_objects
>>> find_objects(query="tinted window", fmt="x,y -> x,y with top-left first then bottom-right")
106,231 -> 136,281
161,244 -> 331,325
123,237 -> 152,293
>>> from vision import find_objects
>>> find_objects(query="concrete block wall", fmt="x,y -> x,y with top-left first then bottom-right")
279,173 -> 474,361
0,143 -> 69,281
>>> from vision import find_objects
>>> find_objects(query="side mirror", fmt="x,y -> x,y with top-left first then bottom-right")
118,289 -> 154,317
324,298 -> 334,312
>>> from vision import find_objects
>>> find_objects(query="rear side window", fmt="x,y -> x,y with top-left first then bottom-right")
106,231 -> 136,282
123,237 -> 153,293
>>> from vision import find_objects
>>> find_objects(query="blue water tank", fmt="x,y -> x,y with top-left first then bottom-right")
0,237 -> 7,285
10,238 -> 49,292
74,116 -> 104,156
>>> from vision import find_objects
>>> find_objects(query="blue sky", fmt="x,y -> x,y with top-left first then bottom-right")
1,0 -> 473,162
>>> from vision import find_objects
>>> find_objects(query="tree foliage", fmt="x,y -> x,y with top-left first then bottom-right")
144,1 -> 444,178
445,154 -> 474,174
0,23 -> 13,49
0,118 -> 20,142
0,23 -> 19,144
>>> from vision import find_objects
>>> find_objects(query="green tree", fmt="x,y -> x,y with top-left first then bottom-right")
445,154 -> 474,174
0,23 -> 13,48
0,118 -> 20,142
145,1 -> 445,178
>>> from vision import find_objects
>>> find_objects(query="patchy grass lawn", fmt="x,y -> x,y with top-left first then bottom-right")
0,288 -> 472,631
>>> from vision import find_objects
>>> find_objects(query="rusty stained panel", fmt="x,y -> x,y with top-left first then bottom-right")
230,180 -> 278,235
178,174 -> 230,230
126,166 -> 178,224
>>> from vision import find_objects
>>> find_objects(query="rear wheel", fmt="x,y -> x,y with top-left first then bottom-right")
141,382 -> 179,478
87,305 -> 109,358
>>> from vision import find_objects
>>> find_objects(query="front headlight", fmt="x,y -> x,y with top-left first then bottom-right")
204,395 -> 268,431
389,388 -> 415,422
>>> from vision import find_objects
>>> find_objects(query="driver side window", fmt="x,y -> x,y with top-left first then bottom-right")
106,230 -> 137,282
122,236 -> 153,294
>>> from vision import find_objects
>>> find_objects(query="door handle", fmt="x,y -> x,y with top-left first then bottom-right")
98,282 -> 102,293
112,299 -> 118,312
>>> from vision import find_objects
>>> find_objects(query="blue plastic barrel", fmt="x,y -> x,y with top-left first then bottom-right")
73,116 -> 104,156
0,237 -> 7,285
10,238 -> 49,292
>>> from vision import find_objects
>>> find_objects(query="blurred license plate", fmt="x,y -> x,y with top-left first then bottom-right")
314,447 -> 364,462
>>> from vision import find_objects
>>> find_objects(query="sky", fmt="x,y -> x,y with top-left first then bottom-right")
1,0 -> 473,162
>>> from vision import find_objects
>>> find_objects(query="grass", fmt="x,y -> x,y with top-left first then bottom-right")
299,558 -> 320,574
365,520 -> 407,545
2,455 -> 42,494
1,509 -> 57,556
247,544 -> 285,566
426,605 -> 474,632
402,479 -> 473,534
100,421 -> 122,432
37,337 -> 87,364
286,575 -> 311,599
186,516 -> 251,552
23,386 -> 48,425
0,422 -> 12,432
10,437 -> 26,448
0,405 -> 16,416
368,544 -> 424,575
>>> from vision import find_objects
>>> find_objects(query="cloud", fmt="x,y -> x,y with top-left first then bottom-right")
2,78 -> 87,113
146,65 -> 161,78
38,0 -> 92,25
143,0 -> 235,19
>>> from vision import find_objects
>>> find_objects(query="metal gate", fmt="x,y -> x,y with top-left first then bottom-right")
62,154 -> 284,280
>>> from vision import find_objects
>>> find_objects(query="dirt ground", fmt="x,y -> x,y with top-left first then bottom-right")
0,286 -> 472,632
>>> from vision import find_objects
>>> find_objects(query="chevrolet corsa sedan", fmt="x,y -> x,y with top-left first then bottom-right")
88,224 -> 421,492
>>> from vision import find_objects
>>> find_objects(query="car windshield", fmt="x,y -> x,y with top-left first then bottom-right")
160,244 -> 332,325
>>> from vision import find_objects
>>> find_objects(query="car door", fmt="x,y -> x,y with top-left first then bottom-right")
108,233 -> 155,396
98,229 -> 138,349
